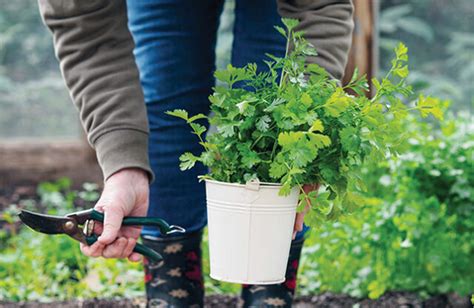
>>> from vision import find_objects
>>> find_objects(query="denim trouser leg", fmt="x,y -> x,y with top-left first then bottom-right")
126,0 -> 224,237
127,0 -> 308,240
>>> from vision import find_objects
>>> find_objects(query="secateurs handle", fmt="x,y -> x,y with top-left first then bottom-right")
89,209 -> 186,235
85,234 -> 163,262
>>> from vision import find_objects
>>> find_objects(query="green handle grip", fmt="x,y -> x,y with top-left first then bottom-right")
90,209 -> 171,235
85,234 -> 163,263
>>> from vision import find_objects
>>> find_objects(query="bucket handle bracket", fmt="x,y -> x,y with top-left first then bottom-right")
245,179 -> 260,191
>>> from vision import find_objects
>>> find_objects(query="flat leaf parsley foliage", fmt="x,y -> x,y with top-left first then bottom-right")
166,19 -> 445,224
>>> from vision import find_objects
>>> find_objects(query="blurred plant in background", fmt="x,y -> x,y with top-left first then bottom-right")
0,0 -> 79,139
379,0 -> 474,111
299,112 -> 474,298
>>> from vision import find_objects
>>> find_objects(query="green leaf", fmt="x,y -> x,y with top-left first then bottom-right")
289,145 -> 316,167
241,153 -> 261,169
256,115 -> 271,132
324,88 -> 351,117
236,100 -> 248,113
274,25 -> 287,37
278,181 -> 293,196
269,162 -> 286,179
307,63 -> 329,78
190,123 -> 206,137
179,152 -> 199,170
309,119 -> 324,133
165,109 -> 188,121
209,93 -> 225,107
264,98 -> 286,112
278,131 -> 303,147
340,127 -> 360,152
301,92 -> 313,107
217,123 -> 236,137
282,18 -> 299,32
308,133 -> 331,148
188,113 -> 208,123
394,65 -> 409,78
395,42 -> 408,61
214,69 -> 231,84
417,95 -> 444,120
237,142 -> 261,168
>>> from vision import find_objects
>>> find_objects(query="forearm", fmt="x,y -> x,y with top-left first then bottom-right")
277,0 -> 354,81
38,0 -> 153,181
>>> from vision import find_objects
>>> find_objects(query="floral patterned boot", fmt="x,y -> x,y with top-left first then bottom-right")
142,230 -> 204,308
241,236 -> 305,308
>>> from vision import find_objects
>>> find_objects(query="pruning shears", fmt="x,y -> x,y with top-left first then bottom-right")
18,208 -> 185,262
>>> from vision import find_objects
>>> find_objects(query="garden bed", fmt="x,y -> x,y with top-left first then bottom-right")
0,292 -> 471,308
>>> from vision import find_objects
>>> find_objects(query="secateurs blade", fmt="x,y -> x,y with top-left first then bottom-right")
18,208 -> 186,262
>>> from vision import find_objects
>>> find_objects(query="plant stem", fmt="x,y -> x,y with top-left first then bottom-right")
279,28 -> 292,88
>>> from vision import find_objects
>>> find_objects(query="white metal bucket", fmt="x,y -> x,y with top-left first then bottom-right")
205,179 -> 299,284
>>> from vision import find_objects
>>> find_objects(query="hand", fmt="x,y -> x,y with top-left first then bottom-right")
293,183 -> 319,240
80,168 -> 150,262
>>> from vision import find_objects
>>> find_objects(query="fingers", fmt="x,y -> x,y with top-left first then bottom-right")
122,238 -> 137,259
302,183 -> 319,194
102,237 -> 128,258
121,225 -> 142,240
128,252 -> 142,263
96,205 -> 124,245
293,212 -> 305,239
80,241 -> 105,258
82,237 -> 138,259
293,183 -> 318,239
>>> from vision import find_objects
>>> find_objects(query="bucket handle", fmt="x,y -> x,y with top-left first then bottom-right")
245,179 -> 260,191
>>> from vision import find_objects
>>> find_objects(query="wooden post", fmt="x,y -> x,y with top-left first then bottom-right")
343,0 -> 378,96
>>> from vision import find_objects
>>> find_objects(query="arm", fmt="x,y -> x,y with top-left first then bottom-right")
277,0 -> 354,235
38,0 -> 152,261
38,0 -> 153,181
277,0 -> 354,81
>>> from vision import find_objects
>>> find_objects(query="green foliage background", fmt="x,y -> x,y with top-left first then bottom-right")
0,0 -> 472,302
0,0 -> 78,139
379,0 -> 474,110
298,113 -> 474,298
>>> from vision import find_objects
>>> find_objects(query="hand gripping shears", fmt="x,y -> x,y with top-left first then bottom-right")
18,208 -> 185,262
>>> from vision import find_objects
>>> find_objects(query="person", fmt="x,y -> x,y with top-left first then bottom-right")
37,0 -> 353,306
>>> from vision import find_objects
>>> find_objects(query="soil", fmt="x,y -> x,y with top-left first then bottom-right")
0,293 -> 471,308
0,184 -> 37,211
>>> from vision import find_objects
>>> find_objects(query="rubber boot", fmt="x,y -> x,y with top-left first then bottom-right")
241,236 -> 305,308
142,230 -> 204,308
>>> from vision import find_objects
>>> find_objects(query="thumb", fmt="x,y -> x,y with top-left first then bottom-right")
96,204 -> 124,245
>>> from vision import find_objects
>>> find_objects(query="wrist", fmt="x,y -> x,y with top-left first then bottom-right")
107,168 -> 150,185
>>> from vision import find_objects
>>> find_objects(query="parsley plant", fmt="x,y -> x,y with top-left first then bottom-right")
167,19 -> 445,224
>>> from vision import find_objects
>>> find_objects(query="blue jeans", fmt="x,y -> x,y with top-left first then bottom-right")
126,0 -> 308,240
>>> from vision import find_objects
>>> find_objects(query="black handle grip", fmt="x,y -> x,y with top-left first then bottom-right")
85,234 -> 163,262
90,209 -> 171,235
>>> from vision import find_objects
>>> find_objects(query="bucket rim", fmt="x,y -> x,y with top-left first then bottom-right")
204,178 -> 284,189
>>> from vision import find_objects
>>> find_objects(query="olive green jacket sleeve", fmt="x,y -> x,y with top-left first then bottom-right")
277,0 -> 354,81
38,0 -> 154,182
37,0 -> 353,182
